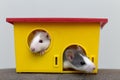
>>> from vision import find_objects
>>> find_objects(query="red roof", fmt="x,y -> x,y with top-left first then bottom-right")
6,18 -> 108,28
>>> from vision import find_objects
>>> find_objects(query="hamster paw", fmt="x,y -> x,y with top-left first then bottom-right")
39,50 -> 45,55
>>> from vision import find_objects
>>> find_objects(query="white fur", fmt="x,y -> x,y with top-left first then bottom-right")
64,61 -> 72,69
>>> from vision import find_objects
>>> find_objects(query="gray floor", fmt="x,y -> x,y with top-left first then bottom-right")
0,69 -> 120,80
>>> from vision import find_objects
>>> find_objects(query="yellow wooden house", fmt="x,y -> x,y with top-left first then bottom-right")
6,18 -> 108,73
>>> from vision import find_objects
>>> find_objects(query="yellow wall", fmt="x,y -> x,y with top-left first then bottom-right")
14,22 -> 100,73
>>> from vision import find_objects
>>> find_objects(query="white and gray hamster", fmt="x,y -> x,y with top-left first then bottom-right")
63,45 -> 96,73
30,30 -> 51,55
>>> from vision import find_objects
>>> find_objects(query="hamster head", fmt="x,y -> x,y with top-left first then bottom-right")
64,49 -> 96,73
30,31 -> 50,54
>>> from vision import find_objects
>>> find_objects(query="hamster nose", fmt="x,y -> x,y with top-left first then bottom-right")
31,48 -> 35,52
92,67 -> 96,70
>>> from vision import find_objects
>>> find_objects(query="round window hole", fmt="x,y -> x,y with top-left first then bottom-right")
27,29 -> 51,55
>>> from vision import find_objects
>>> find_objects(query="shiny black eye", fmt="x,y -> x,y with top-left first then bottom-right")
39,40 -> 43,43
80,61 -> 85,65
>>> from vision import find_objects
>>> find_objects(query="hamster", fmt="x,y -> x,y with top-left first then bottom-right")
30,30 -> 51,55
63,45 -> 96,73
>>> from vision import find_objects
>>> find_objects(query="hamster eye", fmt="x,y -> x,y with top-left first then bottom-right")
39,40 -> 43,43
80,61 -> 86,65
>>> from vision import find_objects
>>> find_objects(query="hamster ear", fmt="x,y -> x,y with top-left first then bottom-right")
33,30 -> 40,35
46,34 -> 50,40
66,50 -> 74,62
77,46 -> 86,56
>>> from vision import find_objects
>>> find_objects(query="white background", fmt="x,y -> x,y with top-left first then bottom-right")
0,0 -> 119,69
